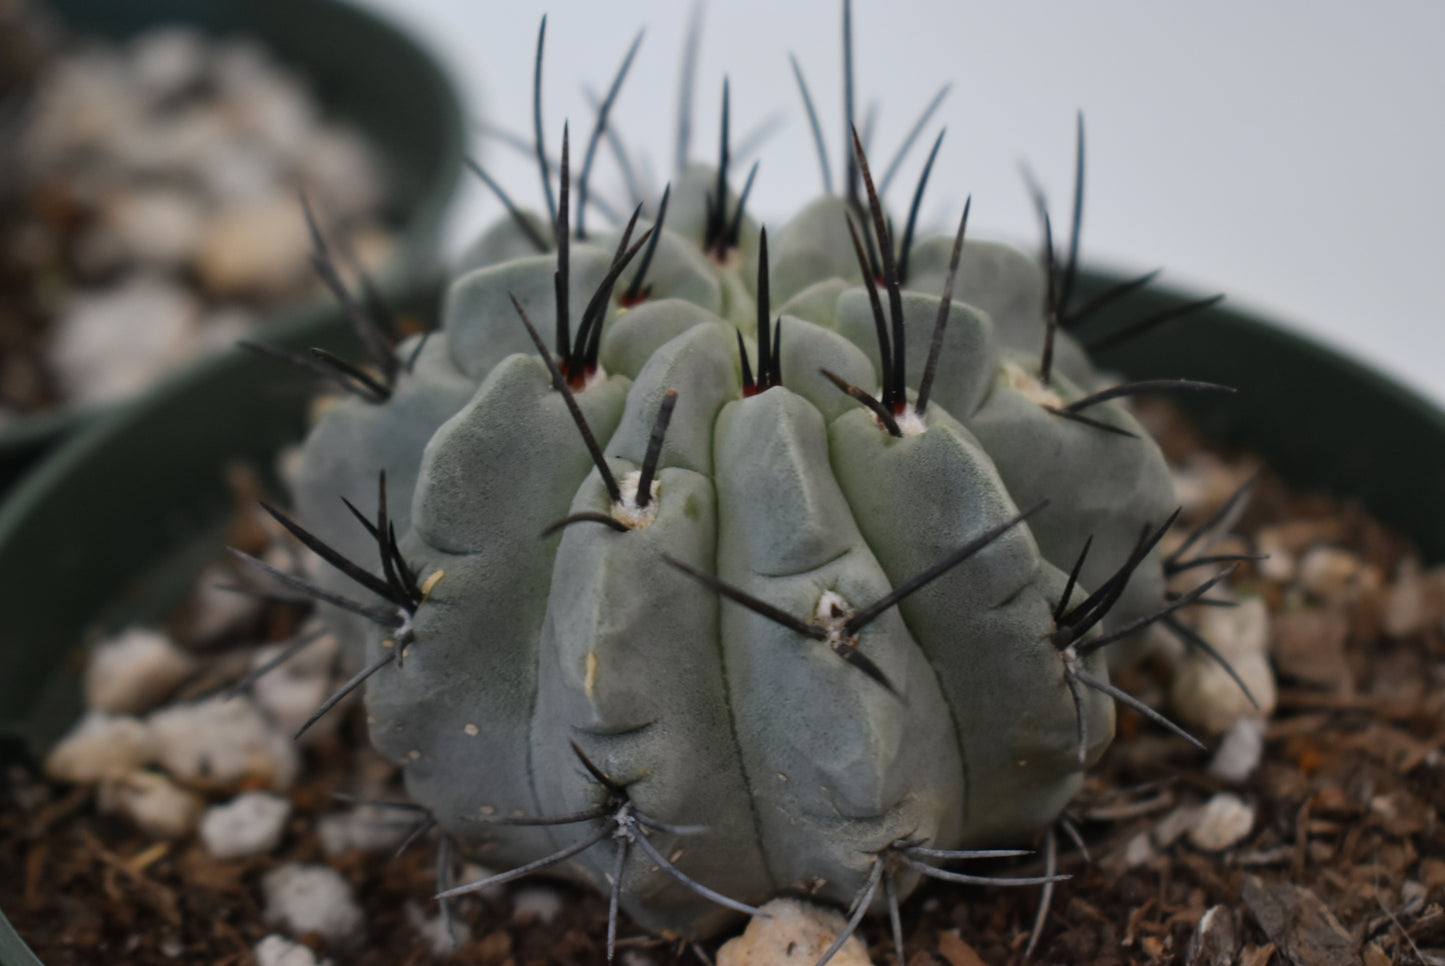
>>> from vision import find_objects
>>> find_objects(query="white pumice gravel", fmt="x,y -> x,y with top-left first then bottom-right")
47,275 -> 201,408
716,898 -> 873,966
251,634 -> 339,741
253,934 -> 329,966
1298,545 -> 1378,601
512,885 -> 564,925
97,769 -> 206,839
405,901 -> 470,955
10,21 -> 391,415
316,806 -> 414,857
181,563 -> 265,644
83,626 -> 198,715
1170,595 -> 1276,735
147,695 -> 299,792
456,862 -> 508,903
1208,716 -> 1266,784
44,711 -> 156,784
195,197 -> 312,297
1187,793 -> 1256,852
261,863 -> 364,946
200,791 -> 292,860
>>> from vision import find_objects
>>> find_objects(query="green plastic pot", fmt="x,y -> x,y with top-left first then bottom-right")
0,0 -> 466,492
2,273 -> 1443,964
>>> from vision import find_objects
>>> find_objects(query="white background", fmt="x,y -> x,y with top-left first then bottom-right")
355,0 -> 1445,408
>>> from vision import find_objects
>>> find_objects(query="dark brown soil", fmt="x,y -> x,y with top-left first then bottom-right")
2,401 -> 1443,966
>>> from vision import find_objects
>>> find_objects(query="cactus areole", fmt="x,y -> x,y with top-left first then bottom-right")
269,4 -> 1237,952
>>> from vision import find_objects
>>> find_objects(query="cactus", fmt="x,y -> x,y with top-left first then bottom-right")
244,4 -> 1247,960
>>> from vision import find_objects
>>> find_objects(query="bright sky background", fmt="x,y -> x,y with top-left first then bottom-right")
356,0 -> 1445,409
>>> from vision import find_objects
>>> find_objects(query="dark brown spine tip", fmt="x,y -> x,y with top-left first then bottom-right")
299,195 -> 396,385
767,317 -> 783,390
789,52 -> 833,196
726,160 -> 760,248
820,368 -> 902,438
581,223 -> 656,374
878,82 -> 951,200
1085,293 -> 1226,355
1059,111 -> 1085,315
569,740 -> 625,795
463,156 -> 549,253
897,126 -> 945,285
533,16 -> 556,229
844,502 -> 1047,635
576,28 -> 645,241
635,390 -> 679,509
540,512 -> 631,538
621,182 -> 671,306
574,203 -> 642,373
1065,378 -> 1235,414
295,650 -> 396,740
662,554 -> 827,640
705,77 -> 731,254
1054,535 -> 1094,623
844,212 -> 892,398
736,328 -> 756,395
1062,267 -> 1161,329
555,124 -> 572,365
1039,208 -> 1059,385
916,195 -> 970,417
756,226 -> 771,376
850,125 -> 906,411
509,293 -> 622,504
841,0 -> 858,210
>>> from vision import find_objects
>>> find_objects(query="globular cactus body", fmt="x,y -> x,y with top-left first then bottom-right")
277,6 -> 1218,948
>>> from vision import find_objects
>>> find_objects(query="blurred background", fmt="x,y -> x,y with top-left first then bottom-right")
356,0 -> 1445,408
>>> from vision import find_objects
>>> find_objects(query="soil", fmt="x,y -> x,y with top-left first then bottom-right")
1,399 -> 1442,966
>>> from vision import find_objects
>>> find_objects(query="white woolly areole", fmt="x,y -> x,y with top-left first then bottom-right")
578,363 -> 608,392
612,469 -> 661,529
894,402 -> 927,437
1001,359 -> 1063,409
813,590 -> 857,649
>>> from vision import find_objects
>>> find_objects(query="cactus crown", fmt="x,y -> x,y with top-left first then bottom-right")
241,3 -> 1246,960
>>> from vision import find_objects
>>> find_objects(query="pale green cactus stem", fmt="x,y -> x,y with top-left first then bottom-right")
236,5 -> 1249,961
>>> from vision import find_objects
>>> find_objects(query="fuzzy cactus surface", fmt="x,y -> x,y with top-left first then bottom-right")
263,5 -> 1237,953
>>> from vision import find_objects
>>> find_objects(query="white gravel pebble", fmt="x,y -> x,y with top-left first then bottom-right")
147,695 -> 299,792
97,770 -> 205,839
84,626 -> 198,715
195,197 -> 312,297
406,901 -> 469,955
201,791 -> 292,860
250,630 -> 339,739
456,862 -> 507,903
129,27 -> 208,102
512,885 -> 563,924
48,275 -> 201,407
1208,716 -> 1266,784
253,933 -> 329,966
1152,805 -> 1198,849
44,711 -> 156,784
93,186 -> 207,269
262,863 -> 363,946
1170,595 -> 1276,735
716,898 -> 872,966
316,806 -> 414,857
1123,831 -> 1158,869
182,563 -> 265,644
1187,793 -> 1255,852
1298,545 -> 1377,600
